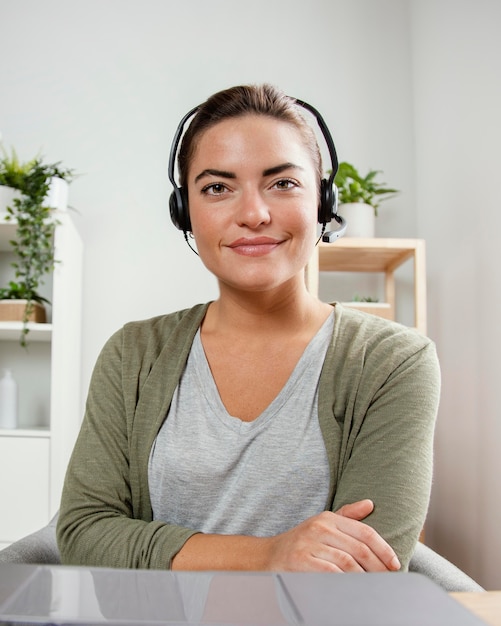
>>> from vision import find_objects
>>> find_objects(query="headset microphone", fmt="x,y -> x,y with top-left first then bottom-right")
323,219 -> 347,242
168,96 -> 347,243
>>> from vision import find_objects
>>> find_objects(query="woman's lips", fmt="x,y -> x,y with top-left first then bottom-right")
227,237 -> 283,257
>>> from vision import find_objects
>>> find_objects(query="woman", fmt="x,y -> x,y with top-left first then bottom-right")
57,84 -> 440,573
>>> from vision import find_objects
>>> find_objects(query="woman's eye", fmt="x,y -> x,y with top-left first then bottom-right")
274,178 -> 298,190
202,183 -> 227,195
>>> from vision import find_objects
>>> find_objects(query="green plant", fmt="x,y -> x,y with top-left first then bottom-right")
0,148 -> 37,188
0,145 -> 74,345
0,145 -> 74,195
0,280 -> 50,304
352,294 -> 380,303
334,161 -> 399,216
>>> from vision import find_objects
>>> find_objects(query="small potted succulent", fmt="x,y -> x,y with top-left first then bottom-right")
0,145 -> 74,345
343,294 -> 392,320
334,161 -> 399,237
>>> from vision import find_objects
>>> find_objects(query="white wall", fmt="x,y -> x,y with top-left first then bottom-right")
0,0 -> 499,588
410,0 -> 501,589
0,0 -> 415,391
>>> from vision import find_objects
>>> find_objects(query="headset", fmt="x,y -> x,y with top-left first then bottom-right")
168,98 -> 347,243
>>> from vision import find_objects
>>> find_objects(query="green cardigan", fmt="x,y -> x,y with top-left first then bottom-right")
57,303 -> 440,571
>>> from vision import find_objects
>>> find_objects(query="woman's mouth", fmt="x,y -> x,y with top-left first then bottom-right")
227,237 -> 283,257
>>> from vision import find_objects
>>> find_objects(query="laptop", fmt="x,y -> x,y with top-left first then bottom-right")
0,563 -> 486,625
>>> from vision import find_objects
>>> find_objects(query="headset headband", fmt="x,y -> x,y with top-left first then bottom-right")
168,96 -> 346,242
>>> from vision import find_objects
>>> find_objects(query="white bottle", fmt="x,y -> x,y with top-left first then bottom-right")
0,369 -> 18,429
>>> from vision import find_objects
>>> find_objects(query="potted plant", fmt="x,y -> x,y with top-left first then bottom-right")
0,145 -> 74,345
0,281 -> 50,323
334,162 -> 399,237
343,294 -> 392,320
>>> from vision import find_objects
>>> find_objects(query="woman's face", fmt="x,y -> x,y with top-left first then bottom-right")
187,114 -> 319,294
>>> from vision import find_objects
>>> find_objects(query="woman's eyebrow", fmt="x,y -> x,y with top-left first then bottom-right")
194,162 -> 304,184
262,162 -> 304,177
194,168 -> 236,183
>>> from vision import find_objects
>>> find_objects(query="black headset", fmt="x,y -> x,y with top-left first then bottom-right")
168,98 -> 346,243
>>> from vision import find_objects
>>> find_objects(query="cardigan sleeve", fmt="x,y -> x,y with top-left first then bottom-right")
56,321 -> 199,569
322,309 -> 441,571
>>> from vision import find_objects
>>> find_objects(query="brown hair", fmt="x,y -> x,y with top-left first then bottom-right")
178,84 -> 323,189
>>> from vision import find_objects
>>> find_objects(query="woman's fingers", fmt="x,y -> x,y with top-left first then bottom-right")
335,499 -> 375,520
267,506 -> 400,573
321,516 -> 400,571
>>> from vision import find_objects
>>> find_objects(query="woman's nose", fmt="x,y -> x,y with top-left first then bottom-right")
236,189 -> 271,228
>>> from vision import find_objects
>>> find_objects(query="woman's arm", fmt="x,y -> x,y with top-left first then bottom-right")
57,327 -> 197,569
172,500 -> 400,572
326,333 -> 441,570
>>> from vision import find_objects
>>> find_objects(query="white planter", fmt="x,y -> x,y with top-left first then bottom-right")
0,178 -> 69,216
338,202 -> 375,238
0,185 -> 22,216
45,176 -> 69,211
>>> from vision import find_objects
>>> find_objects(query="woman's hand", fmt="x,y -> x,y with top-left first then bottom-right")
265,499 -> 401,573
172,499 -> 400,572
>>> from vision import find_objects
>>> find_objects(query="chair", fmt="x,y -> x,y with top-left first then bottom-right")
0,513 -> 60,565
409,541 -> 484,592
0,515 -> 484,592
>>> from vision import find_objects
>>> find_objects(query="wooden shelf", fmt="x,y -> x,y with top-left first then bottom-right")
316,238 -> 420,272
306,237 -> 427,334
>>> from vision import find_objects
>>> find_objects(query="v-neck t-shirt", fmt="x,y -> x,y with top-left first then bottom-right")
148,312 -> 334,536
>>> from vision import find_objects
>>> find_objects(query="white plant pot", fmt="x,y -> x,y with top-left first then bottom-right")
338,202 -> 375,238
45,176 -> 69,211
0,185 -> 22,216
0,178 -> 69,216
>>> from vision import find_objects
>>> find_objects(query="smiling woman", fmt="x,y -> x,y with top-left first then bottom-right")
57,84 -> 441,576
187,114 -> 319,292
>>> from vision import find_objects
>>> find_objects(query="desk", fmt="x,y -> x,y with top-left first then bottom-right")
0,563 -> 496,626
453,592 -> 501,626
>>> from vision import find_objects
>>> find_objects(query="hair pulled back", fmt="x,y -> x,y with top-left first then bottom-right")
177,84 -> 323,189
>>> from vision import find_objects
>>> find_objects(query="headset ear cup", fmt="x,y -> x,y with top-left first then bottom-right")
181,187 -> 191,231
318,179 -> 339,224
331,183 -> 338,218
169,189 -> 181,230
169,186 -> 191,231
318,179 -> 331,224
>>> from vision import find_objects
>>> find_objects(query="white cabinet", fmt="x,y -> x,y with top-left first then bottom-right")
0,434 -> 50,549
0,213 -> 83,547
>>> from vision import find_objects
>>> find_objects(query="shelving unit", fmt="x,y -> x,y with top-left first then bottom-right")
306,238 -> 427,334
0,212 -> 83,549
0,322 -> 53,342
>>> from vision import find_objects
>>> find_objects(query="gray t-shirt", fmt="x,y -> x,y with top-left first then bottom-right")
148,312 -> 333,537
